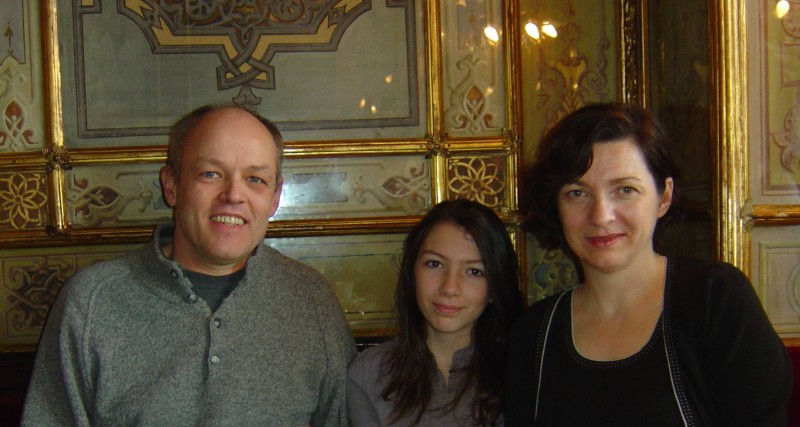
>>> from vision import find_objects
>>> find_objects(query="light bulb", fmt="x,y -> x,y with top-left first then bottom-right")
777,0 -> 790,18
525,22 -> 540,40
483,25 -> 500,43
542,22 -> 558,38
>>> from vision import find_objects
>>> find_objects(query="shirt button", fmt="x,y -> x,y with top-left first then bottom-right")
210,355 -> 220,364
188,294 -> 198,303
213,318 -> 222,328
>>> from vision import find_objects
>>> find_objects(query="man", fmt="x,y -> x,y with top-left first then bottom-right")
22,105 -> 357,426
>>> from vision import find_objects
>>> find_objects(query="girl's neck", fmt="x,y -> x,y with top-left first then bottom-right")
426,328 -> 472,384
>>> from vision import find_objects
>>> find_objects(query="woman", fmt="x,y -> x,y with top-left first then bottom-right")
347,199 -> 524,426
506,103 -> 792,426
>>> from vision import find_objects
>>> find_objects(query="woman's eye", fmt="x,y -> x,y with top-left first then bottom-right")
619,186 -> 638,196
563,188 -> 585,198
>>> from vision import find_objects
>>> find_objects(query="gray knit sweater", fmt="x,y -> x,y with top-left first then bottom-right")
22,226 -> 356,426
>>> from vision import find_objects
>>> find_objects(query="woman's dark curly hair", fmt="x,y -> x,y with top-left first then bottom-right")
382,199 -> 524,425
522,102 -> 680,256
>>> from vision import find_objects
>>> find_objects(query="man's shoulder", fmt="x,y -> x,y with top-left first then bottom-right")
61,245 -> 153,295
252,244 -> 328,284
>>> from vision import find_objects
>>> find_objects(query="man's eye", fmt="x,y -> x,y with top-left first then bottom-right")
247,176 -> 266,184
201,171 -> 220,178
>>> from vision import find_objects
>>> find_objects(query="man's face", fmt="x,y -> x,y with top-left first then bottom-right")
160,108 -> 282,275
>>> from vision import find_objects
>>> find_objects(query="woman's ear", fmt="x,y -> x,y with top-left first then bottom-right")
658,177 -> 674,217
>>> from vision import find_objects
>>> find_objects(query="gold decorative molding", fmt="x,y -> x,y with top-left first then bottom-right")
709,0 -> 749,273
748,204 -> 800,227
619,0 -> 647,105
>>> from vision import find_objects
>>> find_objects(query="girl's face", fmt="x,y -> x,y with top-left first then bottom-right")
414,221 -> 490,346
557,138 -> 673,275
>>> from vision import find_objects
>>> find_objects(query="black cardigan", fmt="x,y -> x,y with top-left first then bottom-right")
504,256 -> 792,426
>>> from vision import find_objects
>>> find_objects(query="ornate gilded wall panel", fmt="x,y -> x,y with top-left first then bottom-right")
266,234 -> 405,335
440,0 -> 507,137
519,0 -> 619,166
0,245 -> 139,351
57,0 -> 427,146
66,164 -> 167,227
0,0 -> 44,154
275,156 -> 431,220
758,0 -> 800,200
751,227 -> 800,336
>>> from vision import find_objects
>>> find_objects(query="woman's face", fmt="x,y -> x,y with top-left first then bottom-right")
415,221 -> 490,346
557,138 -> 672,275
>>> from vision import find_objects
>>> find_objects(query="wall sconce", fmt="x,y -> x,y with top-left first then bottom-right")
524,20 -> 558,40
777,0 -> 790,18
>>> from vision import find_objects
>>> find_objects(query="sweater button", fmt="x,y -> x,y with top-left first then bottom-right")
210,355 -> 220,364
213,318 -> 222,328
188,294 -> 198,303
170,270 -> 179,279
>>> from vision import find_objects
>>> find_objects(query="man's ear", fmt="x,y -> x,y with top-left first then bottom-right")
268,179 -> 283,218
160,165 -> 178,208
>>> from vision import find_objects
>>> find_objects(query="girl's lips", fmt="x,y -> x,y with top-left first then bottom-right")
433,303 -> 462,315
586,234 -> 623,247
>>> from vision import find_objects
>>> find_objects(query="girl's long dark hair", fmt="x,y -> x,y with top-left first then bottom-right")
381,199 -> 524,425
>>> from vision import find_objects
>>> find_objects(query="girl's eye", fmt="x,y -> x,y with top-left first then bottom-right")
423,260 -> 442,268
467,268 -> 485,277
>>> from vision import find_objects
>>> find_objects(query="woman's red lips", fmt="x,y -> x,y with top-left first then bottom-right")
586,234 -> 623,247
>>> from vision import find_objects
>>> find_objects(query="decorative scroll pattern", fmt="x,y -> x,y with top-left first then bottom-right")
771,106 -> 800,182
525,235 -> 578,304
352,162 -> 429,214
0,172 -> 47,230
1,248 -> 133,347
446,156 -> 505,207
118,0 -> 371,107
66,165 -> 169,227
4,257 -> 73,338
276,157 -> 431,219
442,0 -> 505,136
0,41 -> 39,152
445,53 -> 503,133
524,1 -> 612,138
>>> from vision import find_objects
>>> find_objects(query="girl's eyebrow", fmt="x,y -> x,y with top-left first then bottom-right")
419,249 -> 483,265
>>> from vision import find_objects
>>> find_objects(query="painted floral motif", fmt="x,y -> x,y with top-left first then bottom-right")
0,172 -> 47,230
447,157 -> 504,207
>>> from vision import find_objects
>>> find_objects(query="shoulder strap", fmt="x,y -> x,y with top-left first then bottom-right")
533,290 -> 570,421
